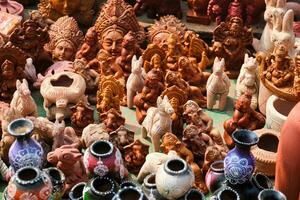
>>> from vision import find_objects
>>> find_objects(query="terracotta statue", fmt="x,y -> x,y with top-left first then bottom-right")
70,101 -> 94,136
124,139 -> 149,174
80,124 -> 110,149
0,44 -> 26,101
76,27 -> 99,63
45,16 -> 84,62
294,53 -> 300,95
9,19 -> 49,62
202,145 -> 225,174
166,34 -> 184,71
187,0 -> 210,24
29,10 -> 54,29
96,75 -> 124,115
100,108 -> 125,133
212,16 -> 253,78
160,132 -> 208,194
226,0 -> 256,25
134,69 -> 164,124
206,57 -> 231,110
110,125 -> 134,153
223,93 -> 265,148
38,0 -> 95,26
47,143 -> 88,193
207,0 -> 229,24
142,44 -> 167,74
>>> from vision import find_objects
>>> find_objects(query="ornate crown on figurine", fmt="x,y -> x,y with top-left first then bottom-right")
94,0 -> 145,44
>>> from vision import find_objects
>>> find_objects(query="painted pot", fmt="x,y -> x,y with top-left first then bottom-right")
224,129 -> 259,185
181,188 -> 205,200
43,167 -> 65,200
141,173 -> 164,200
205,160 -> 225,193
69,182 -> 86,200
156,158 -> 195,200
8,118 -> 44,173
83,140 -> 128,182
258,189 -> 287,200
83,176 -> 117,200
112,186 -> 147,200
212,187 -> 240,200
6,166 -> 53,200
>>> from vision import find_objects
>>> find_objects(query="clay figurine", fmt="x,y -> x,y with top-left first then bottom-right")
110,125 -> 134,153
166,34 -> 184,71
223,92 -> 265,148
126,55 -> 144,108
207,0 -> 229,24
100,108 -> 126,133
38,0 -> 95,26
142,95 -> 174,152
45,16 -> 84,62
124,139 -> 149,174
142,44 -> 167,74
29,10 -> 54,29
80,124 -> 110,149
206,57 -> 230,111
187,0 -> 210,24
10,79 -> 38,117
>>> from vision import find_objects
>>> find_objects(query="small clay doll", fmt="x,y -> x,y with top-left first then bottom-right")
166,34 -> 184,71
100,108 -> 125,133
80,124 -> 110,149
110,125 -> 134,153
76,27 -> 99,63
207,0 -> 229,24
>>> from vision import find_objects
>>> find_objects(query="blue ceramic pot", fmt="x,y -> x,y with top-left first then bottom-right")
224,129 -> 259,185
8,118 -> 44,173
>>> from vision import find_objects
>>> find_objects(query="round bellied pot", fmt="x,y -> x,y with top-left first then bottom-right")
211,187 -> 240,200
8,118 -> 44,173
69,182 -> 86,200
205,160 -> 225,193
5,166 -> 53,200
120,180 -> 137,189
112,186 -> 147,200
180,188 -> 205,200
43,167 -> 65,200
141,173 -> 165,200
224,129 -> 259,185
258,189 -> 287,200
156,158 -> 195,200
83,140 -> 128,182
83,176 -> 118,200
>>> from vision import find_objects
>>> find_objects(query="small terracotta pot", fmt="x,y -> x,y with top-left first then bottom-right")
69,182 -> 86,200
258,189 -> 287,200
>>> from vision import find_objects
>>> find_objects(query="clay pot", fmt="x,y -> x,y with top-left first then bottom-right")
156,158 -> 195,200
0,0 -> 23,16
6,166 -> 53,200
8,118 -> 44,173
266,95 -> 296,132
120,180 -> 137,189
43,167 -> 65,200
258,83 -> 272,115
112,186 -> 147,200
142,173 -> 164,200
212,187 -> 240,200
224,129 -> 258,185
69,182 -> 86,200
258,189 -> 287,200
205,160 -> 225,193
83,140 -> 127,182
252,129 -> 279,176
181,188 -> 205,200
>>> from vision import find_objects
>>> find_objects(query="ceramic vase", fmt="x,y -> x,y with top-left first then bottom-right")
69,182 -> 86,200
142,173 -> 165,200
83,176 -> 117,200
258,189 -> 287,200
181,188 -> 205,200
156,158 -> 195,200
43,167 -> 65,200
205,160 -> 225,193
224,129 -> 259,185
8,118 -> 44,173
5,166 -> 53,200
83,140 -> 127,182
212,187 -> 240,200
112,186 -> 147,200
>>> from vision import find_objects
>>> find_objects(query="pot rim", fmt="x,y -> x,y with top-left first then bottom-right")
115,186 -> 144,200
232,129 -> 259,147
143,173 -> 156,188
217,187 -> 240,200
164,158 -> 188,175
185,188 -> 205,200
15,166 -> 41,186
258,189 -> 287,200
8,118 -> 34,138
91,176 -> 115,196
44,167 -> 65,185
210,160 -> 224,173
90,140 -> 114,158
69,182 -> 86,200
252,173 -> 272,190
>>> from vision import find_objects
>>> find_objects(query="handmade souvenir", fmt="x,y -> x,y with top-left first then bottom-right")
134,69 -> 164,124
142,44 -> 167,74
100,108 -> 125,133
124,139 -> 149,174
205,160 -> 225,193
206,57 -> 230,110
80,124 -> 110,149
211,187 -> 240,200
38,0 -> 95,26
207,0 -> 229,24
166,34 -> 184,71
223,93 -> 265,148
258,189 -> 287,200
0,11 -> 22,42
43,167 -> 65,200
40,72 -> 86,121
113,186 -> 146,200
0,0 -> 23,16
142,174 -> 165,200
110,125 -> 134,153
187,0 -> 210,24
29,10 -> 54,29
0,158 -> 9,181
45,16 -> 83,62
142,96 -> 174,152
69,182 -> 86,200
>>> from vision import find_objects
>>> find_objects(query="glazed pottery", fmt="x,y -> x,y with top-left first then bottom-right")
43,167 -> 65,200
8,118 -> 44,173
266,95 -> 296,132
83,140 -> 127,182
258,189 -> 287,200
212,187 -> 240,200
142,173 -> 165,200
69,182 -> 86,200
83,176 -> 118,200
112,186 -> 147,200
224,129 -> 259,185
275,101 -> 300,200
205,160 -> 225,193
156,158 -> 195,200
6,166 -> 53,200
181,188 -> 205,200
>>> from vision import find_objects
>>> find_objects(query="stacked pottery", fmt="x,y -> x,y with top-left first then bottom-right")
112,186 -> 147,200
142,173 -> 165,200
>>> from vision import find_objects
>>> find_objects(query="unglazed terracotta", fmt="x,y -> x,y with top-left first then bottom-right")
142,95 -> 174,152
100,108 -> 125,133
40,71 -> 86,121
81,124 -> 109,149
206,57 -> 230,111
187,0 -> 210,24
207,0 -> 229,24
0,0 -> 23,16
110,125 -> 134,153
76,27 -> 99,63
142,44 -> 167,74
0,11 -> 22,42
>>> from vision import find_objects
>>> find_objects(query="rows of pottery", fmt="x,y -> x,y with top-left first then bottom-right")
0,0 -> 299,199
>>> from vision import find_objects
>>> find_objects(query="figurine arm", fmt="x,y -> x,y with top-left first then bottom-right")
201,112 -> 213,132
112,63 -> 124,79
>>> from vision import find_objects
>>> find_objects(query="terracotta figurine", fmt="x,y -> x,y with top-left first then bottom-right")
100,108 -> 126,133
166,34 -> 184,71
76,27 -> 99,63
80,124 -> 110,149
110,125 -> 134,153
187,0 -> 210,24
142,44 -> 167,74
207,0 -> 229,24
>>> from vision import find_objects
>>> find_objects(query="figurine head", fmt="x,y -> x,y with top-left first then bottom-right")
212,57 -> 225,75
161,132 -> 181,153
85,27 -> 97,46
49,0 -> 80,15
101,29 -> 124,57
235,92 -> 252,111
110,125 -> 134,147
1,60 -> 15,77
100,108 -> 125,133
122,31 -> 136,48
157,95 -> 174,115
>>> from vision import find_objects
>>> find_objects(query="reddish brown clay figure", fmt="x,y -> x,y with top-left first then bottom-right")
110,125 -> 134,153
207,0 -> 228,24
166,34 -> 184,71
70,101 -> 94,136
134,69 -> 165,124
187,0 -> 210,24
100,108 -> 125,133
124,139 -> 149,174
76,27 -> 99,63
142,44 -> 167,74
47,143 -> 88,193
223,93 -> 265,148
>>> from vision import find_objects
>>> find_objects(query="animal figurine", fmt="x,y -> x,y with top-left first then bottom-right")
142,96 -> 174,152
10,79 -> 38,117
206,57 -> 230,111
24,58 -> 37,82
126,55 -> 144,109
